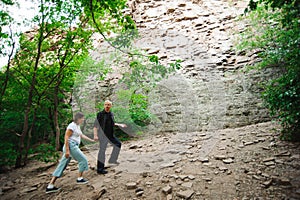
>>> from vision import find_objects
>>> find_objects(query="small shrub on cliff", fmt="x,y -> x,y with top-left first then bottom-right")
128,93 -> 151,127
97,90 -> 153,139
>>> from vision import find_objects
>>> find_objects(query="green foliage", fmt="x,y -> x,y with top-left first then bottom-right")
114,89 -> 152,127
121,55 -> 181,89
0,142 -> 17,168
0,0 -> 18,62
32,143 -> 60,163
112,54 -> 181,137
82,0 -> 137,49
245,0 -> 299,25
114,54 -> 181,137
76,57 -> 111,83
0,0 -> 137,167
263,70 -> 300,140
238,0 -> 300,140
129,93 -> 151,127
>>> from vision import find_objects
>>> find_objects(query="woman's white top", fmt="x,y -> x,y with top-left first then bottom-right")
67,122 -> 82,144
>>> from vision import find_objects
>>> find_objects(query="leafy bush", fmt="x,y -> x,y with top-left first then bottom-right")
32,143 -> 60,163
238,1 -> 300,140
263,70 -> 300,140
95,89 -> 153,140
129,93 -> 151,127
0,142 -> 17,169
114,89 -> 152,126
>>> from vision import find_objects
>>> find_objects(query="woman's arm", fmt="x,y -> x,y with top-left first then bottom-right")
81,133 -> 95,143
93,127 -> 98,141
64,129 -> 73,158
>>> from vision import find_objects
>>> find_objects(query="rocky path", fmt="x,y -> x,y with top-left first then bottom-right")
1,121 -> 299,199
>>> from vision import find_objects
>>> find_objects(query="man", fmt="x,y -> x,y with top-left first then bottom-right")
93,100 -> 127,174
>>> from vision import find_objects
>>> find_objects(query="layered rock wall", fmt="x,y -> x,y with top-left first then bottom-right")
75,0 -> 279,133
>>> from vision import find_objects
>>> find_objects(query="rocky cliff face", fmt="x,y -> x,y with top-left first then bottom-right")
75,0 -> 280,133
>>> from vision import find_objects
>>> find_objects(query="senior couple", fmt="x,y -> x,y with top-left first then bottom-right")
46,100 -> 126,193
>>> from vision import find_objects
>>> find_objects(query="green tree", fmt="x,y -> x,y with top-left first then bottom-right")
0,0 -> 17,110
0,0 -> 136,168
115,55 -> 181,132
239,0 -> 300,140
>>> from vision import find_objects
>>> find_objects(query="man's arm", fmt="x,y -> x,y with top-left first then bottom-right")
115,123 -> 127,128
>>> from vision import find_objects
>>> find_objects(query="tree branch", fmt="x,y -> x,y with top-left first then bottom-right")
88,0 -> 146,58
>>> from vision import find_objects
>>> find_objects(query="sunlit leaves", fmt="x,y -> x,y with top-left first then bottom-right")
0,0 -> 15,56
122,54 -> 181,89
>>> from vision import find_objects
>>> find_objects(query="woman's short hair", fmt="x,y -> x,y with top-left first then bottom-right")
74,112 -> 84,123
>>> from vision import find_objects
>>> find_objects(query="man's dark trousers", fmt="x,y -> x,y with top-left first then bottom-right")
97,131 -> 121,171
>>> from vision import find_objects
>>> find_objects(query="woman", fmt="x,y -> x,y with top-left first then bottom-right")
46,112 -> 95,193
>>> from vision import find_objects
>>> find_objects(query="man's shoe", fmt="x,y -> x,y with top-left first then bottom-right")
97,169 -> 108,174
76,178 -> 89,184
46,186 -> 61,194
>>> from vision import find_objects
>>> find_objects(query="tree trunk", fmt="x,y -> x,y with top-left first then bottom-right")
48,107 -> 55,139
15,7 -> 45,167
24,109 -> 36,165
54,83 -> 61,151
15,106 -> 30,167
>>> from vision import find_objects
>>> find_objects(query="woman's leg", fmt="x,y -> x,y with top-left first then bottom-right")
49,176 -> 58,185
69,143 -> 89,174
46,145 -> 70,193
69,143 -> 89,184
52,145 -> 72,178
46,176 -> 61,193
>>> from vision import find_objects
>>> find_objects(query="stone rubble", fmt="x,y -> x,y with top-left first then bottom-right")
0,122 -> 300,199
126,182 -> 137,190
176,189 -> 195,199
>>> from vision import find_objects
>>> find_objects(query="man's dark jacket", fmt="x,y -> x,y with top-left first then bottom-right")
94,110 -> 115,138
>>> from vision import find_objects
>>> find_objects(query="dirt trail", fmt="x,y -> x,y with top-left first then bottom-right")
1,121 -> 299,199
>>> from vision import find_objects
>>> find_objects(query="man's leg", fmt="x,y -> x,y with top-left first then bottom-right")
108,136 -> 121,164
97,133 -> 108,173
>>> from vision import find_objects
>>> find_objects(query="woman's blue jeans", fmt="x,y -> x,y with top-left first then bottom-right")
52,140 -> 88,177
